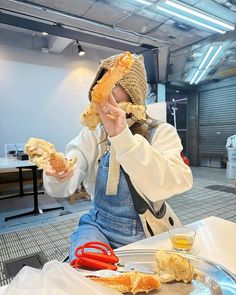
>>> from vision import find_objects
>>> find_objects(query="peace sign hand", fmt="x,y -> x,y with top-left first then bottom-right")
95,93 -> 127,137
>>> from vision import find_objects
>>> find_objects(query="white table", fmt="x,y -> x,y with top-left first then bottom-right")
0,216 -> 235,293
0,157 -> 36,171
119,216 -> 236,275
0,157 -> 64,221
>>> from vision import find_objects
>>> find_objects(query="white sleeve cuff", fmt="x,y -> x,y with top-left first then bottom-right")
109,126 -> 139,156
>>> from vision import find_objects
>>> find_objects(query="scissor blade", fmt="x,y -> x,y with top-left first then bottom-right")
116,262 -> 156,274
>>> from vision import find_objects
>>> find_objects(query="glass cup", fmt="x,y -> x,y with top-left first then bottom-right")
169,227 -> 196,252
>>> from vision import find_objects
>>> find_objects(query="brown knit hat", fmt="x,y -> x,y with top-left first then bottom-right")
89,53 -> 147,106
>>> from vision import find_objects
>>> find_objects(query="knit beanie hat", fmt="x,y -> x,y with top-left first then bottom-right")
89,53 -> 147,105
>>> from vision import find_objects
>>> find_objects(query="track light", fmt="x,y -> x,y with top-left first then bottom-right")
76,41 -> 85,56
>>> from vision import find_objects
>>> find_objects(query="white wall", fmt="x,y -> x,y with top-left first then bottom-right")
0,44 -> 119,156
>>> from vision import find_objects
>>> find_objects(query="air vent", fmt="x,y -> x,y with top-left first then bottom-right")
174,22 -> 192,31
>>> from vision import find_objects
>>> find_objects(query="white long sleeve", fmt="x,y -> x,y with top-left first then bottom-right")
43,127 -> 104,198
43,123 -> 192,202
109,123 -> 193,202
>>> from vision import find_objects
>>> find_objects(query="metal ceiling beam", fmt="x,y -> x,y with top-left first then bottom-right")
0,0 -> 166,47
0,12 -> 156,51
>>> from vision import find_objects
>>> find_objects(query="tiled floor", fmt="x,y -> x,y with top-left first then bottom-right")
0,190 -> 91,234
169,166 -> 236,224
0,166 -> 235,286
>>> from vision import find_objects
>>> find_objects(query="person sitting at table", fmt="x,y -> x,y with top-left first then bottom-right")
43,53 -> 193,261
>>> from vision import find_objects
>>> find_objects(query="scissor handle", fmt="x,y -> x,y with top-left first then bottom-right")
75,241 -> 116,258
75,244 -> 107,258
71,241 -> 119,271
82,241 -> 115,254
82,252 -> 119,263
78,257 -> 118,271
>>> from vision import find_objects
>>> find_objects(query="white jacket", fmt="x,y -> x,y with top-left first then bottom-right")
43,122 -> 193,203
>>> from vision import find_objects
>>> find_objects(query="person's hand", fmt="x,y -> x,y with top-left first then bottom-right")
95,94 -> 127,137
44,163 -> 74,183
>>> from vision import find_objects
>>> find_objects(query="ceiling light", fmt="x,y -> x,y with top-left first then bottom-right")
42,32 -> 48,36
189,44 -> 223,84
199,46 -> 214,69
155,5 -> 226,33
78,45 -> 85,56
76,41 -> 86,56
205,45 -> 223,69
195,69 -> 207,84
190,69 -> 200,85
164,0 -> 235,31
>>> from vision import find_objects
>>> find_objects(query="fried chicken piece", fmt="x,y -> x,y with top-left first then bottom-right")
25,138 -> 76,172
90,271 -> 161,294
155,250 -> 195,284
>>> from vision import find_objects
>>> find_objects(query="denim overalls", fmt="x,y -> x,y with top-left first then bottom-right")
69,144 -> 145,260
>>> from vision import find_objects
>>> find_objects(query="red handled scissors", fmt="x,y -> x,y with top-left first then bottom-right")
69,241 -> 119,271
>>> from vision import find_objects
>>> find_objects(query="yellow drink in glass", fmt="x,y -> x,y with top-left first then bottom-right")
169,227 -> 196,252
